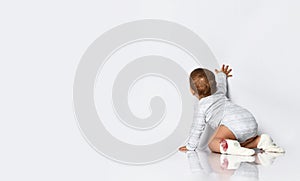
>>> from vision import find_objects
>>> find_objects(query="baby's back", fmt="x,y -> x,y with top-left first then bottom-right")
197,92 -> 251,129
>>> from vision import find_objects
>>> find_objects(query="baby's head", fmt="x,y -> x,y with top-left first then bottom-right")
189,68 -> 217,99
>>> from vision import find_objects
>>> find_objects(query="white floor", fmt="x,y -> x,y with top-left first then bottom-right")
102,147 -> 299,181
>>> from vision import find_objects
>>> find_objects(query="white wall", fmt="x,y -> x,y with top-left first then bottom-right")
1,0 -> 299,180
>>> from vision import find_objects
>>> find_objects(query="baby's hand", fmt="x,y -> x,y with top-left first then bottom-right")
179,146 -> 188,152
215,64 -> 232,78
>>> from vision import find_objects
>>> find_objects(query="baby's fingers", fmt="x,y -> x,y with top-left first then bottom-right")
227,68 -> 232,74
179,146 -> 188,152
221,64 -> 225,71
224,65 -> 229,72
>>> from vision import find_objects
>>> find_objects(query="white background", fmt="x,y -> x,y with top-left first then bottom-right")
1,0 -> 300,180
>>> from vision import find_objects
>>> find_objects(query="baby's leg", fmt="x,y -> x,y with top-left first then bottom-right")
240,136 -> 261,148
208,125 -> 255,155
208,125 -> 236,152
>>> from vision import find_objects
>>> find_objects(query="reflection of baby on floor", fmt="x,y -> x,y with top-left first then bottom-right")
186,150 -> 283,181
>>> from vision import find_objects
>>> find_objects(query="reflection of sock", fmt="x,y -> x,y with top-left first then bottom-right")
220,139 -> 255,156
232,162 -> 259,180
257,134 -> 285,153
220,154 -> 255,169
257,152 -> 285,166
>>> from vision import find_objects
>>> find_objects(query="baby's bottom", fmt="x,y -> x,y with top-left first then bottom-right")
220,120 -> 258,143
220,109 -> 258,143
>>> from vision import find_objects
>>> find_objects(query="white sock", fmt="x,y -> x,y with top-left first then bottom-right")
220,154 -> 255,169
257,134 -> 285,153
220,139 -> 255,156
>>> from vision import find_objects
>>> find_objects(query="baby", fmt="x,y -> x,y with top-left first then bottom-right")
179,65 -> 285,155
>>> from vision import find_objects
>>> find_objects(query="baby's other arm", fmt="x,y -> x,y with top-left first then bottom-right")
179,101 -> 207,152
185,112 -> 206,151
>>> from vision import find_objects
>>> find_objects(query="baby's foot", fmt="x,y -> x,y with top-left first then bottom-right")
220,139 -> 255,156
257,134 -> 285,153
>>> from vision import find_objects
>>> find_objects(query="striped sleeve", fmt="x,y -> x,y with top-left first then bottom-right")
216,72 -> 227,95
186,105 -> 206,151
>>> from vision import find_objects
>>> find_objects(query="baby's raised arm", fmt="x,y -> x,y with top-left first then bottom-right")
215,64 -> 232,95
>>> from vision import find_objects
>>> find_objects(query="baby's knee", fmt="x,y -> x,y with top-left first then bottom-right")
208,140 -> 218,152
208,142 -> 213,151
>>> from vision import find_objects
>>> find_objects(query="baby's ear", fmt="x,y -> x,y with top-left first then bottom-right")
190,88 -> 194,94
